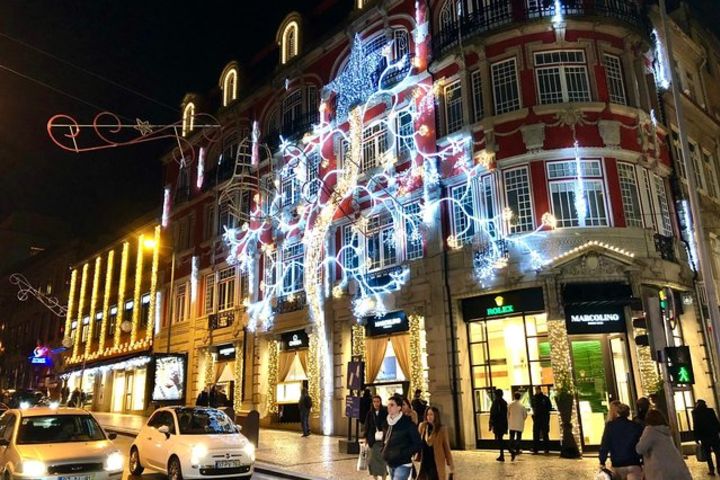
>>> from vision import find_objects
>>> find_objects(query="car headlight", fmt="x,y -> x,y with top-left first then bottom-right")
242,442 -> 255,462
104,451 -> 124,472
190,444 -> 208,465
22,459 -> 47,476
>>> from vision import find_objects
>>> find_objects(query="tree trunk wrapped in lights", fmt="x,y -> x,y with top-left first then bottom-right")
548,319 -> 581,458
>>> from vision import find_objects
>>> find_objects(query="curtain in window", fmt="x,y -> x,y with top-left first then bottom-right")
278,351 -> 295,383
390,334 -> 411,380
297,350 -> 309,376
365,337 -> 389,383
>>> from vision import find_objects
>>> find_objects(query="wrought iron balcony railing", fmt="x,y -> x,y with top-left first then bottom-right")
433,0 -> 644,58
266,111 -> 321,151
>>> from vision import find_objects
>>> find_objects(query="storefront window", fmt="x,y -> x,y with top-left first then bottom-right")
376,340 -> 406,382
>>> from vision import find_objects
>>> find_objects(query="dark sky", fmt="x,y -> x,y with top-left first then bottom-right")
0,0 -> 304,239
0,0 -> 718,240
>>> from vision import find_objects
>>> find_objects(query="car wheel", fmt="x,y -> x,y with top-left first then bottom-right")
167,456 -> 183,480
129,447 -> 144,475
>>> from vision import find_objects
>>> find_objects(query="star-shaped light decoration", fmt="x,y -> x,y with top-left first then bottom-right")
326,34 -> 385,121
134,118 -> 153,136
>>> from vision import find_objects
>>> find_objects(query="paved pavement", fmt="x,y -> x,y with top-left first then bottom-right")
95,412 -> 714,479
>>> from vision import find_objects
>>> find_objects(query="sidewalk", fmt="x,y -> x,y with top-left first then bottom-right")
95,412 -> 714,479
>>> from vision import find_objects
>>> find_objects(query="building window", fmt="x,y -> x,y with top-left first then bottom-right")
671,130 -> 686,179
125,300 -> 134,327
281,169 -> 301,207
617,162 -> 644,227
182,102 -> 195,137
174,284 -> 187,324
265,250 -> 277,287
204,273 -> 215,315
281,21 -> 299,64
603,54 -> 627,105
141,294 -> 151,328
504,167 -> 534,233
480,174 -> 497,238
93,312 -> 102,340
397,111 -> 414,161
81,317 -> 90,343
174,215 -> 192,251
217,201 -> 237,235
547,160 -> 608,228
222,68 -> 238,107
492,58 -> 521,114
471,70 -> 484,122
108,306 -> 117,337
70,320 -> 78,341
282,89 -> 303,132
444,80 -> 464,135
367,214 -> 397,271
688,142 -> 705,191
404,203 -> 423,261
450,183 -> 476,244
535,50 -> 591,104
654,174 -> 672,236
392,29 -> 410,62
362,122 -> 387,172
342,224 -> 359,274
703,150 -> 719,199
217,267 -> 236,312
282,242 -> 304,293
304,152 -> 320,201
204,204 -> 215,240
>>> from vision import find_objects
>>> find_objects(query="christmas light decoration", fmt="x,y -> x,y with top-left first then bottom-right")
98,249 -> 115,352
114,242 -> 130,348
130,235 -> 145,344
60,356 -> 152,380
233,341 -> 244,412
63,269 -> 78,344
637,344 -> 661,396
204,350 -> 216,392
266,340 -> 279,414
545,240 -> 635,265
146,226 -> 161,343
162,187 -> 171,228
307,331 -> 320,418
85,256 -> 102,356
652,29 -> 671,90
351,323 -> 366,358
679,200 -> 698,271
408,314 -> 428,396
547,319 -> 582,452
9,273 -> 68,318
72,263 -> 89,359
191,255 -> 199,304
197,147 -> 206,189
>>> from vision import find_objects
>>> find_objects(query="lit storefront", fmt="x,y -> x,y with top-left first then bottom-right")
275,330 -> 309,423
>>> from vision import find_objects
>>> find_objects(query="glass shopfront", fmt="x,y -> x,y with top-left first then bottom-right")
362,311 -> 412,402
276,330 -> 309,423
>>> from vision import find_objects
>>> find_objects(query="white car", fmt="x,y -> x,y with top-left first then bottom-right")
0,407 -> 123,479
129,407 -> 255,480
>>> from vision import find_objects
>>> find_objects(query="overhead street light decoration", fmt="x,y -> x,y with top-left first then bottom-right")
9,273 -> 68,318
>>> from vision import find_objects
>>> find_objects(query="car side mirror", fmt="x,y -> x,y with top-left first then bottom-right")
0,439 -> 9,447
158,425 -> 170,438
107,432 -> 117,440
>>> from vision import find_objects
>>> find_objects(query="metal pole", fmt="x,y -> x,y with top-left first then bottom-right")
658,0 -> 720,390
166,250 -> 176,354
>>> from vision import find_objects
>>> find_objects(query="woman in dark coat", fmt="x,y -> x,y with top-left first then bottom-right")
489,388 -> 509,462
364,395 -> 388,480
693,399 -> 720,475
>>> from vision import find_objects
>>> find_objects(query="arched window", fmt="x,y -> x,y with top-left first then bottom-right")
182,102 -> 195,137
222,69 -> 238,107
281,22 -> 299,64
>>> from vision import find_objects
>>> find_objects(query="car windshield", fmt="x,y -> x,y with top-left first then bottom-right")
176,409 -> 236,435
16,415 -> 106,444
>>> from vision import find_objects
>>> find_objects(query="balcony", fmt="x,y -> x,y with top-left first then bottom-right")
265,111 -> 320,152
208,310 -> 235,330
433,0 -> 644,58
654,234 -> 677,263
276,291 -> 307,314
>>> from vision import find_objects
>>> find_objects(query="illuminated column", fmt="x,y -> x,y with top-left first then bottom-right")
84,256 -> 103,357
98,249 -> 115,353
408,314 -> 428,396
63,269 -> 78,342
233,340 -> 244,412
114,242 -> 130,348
146,226 -> 161,343
266,340 -> 279,414
72,263 -> 90,359
130,235 -> 145,344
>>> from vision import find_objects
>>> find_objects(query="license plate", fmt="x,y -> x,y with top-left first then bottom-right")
59,476 -> 92,480
215,460 -> 242,469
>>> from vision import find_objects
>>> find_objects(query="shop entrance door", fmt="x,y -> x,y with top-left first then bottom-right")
570,334 -> 634,447
124,372 -> 134,412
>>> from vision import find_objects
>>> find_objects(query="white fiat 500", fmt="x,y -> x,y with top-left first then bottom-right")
0,407 -> 123,479
129,407 -> 255,480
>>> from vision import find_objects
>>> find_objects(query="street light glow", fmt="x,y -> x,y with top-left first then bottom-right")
142,239 -> 157,250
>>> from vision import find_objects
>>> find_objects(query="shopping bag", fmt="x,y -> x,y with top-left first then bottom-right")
697,443 -> 708,463
594,467 -> 613,480
356,443 -> 368,471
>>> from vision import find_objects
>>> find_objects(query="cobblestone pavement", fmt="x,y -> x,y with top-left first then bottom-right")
95,412 -> 712,479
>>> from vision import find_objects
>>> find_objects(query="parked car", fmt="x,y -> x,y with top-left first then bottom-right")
0,407 -> 123,479
129,406 -> 255,480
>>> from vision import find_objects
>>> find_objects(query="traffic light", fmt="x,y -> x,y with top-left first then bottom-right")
665,346 -> 695,385
632,296 -> 665,360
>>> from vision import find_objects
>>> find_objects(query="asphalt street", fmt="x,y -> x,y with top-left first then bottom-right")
111,434 -> 283,480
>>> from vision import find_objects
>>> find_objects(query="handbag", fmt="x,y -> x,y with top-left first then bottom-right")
356,443 -> 368,471
697,443 -> 708,462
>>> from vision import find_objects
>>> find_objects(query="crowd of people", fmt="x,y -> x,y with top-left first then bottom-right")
360,388 -> 452,480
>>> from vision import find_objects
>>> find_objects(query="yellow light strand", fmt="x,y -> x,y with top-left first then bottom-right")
408,314 -> 427,397
204,350 -> 216,391
351,324 -> 366,358
307,331 -> 320,417
266,340 -> 279,414
114,242 -> 130,349
637,345 -> 661,395
145,226 -> 161,344
63,269 -> 78,342
98,249 -> 115,353
130,234 -> 145,345
84,256 -> 103,357
72,263 -> 90,359
233,340 -> 244,413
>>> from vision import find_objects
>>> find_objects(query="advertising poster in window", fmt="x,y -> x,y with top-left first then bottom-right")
152,354 -> 187,402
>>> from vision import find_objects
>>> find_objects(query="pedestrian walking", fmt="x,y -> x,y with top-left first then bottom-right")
692,399 -> 720,475
636,409 -> 692,480
68,387 -> 81,407
416,406 -> 453,480
195,385 -> 210,407
530,386 -> 551,454
489,388 -> 509,462
299,388 -> 312,437
402,397 -> 419,425
633,397 -> 650,426
364,395 -> 388,480
599,403 -> 643,480
507,391 -> 527,461
382,393 -> 422,480
360,388 -> 373,426
411,389 -> 428,422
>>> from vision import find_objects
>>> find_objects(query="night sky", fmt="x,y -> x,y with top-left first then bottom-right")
0,0 -> 718,240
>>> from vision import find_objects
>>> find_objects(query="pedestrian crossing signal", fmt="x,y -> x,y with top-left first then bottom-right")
665,346 -> 694,385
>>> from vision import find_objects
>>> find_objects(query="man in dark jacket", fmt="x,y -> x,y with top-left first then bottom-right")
489,388 -> 509,462
382,394 -> 421,480
299,388 -> 313,437
359,388 -> 372,426
411,389 -> 427,422
531,386 -> 552,454
599,403 -> 643,478
693,399 -> 720,475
